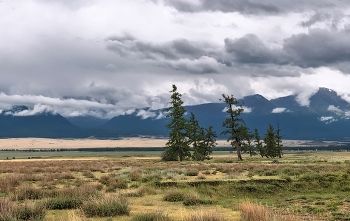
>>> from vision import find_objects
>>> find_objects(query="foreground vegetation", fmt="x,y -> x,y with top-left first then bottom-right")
0,152 -> 350,220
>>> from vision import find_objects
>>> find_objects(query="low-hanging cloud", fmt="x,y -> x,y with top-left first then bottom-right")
272,107 -> 287,113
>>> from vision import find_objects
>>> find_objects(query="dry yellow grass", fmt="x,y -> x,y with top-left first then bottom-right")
238,201 -> 300,221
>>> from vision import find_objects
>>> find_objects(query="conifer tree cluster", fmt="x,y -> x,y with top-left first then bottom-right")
163,86 -> 283,161
220,94 -> 284,160
162,85 -> 217,161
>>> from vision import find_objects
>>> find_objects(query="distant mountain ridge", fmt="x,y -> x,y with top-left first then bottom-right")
1,87 -> 350,140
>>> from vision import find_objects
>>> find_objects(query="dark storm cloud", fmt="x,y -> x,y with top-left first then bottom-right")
283,29 -> 350,68
163,0 -> 348,15
107,34 -> 207,60
300,12 -> 332,27
224,29 -> 350,70
224,34 -> 286,64
106,35 -> 221,74
108,28 -> 350,76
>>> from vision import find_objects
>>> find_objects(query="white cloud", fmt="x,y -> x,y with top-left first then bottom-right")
272,107 -> 286,113
222,105 -> 252,113
319,116 -> 337,124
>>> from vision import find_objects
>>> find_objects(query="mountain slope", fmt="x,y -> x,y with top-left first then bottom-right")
1,87 -> 350,140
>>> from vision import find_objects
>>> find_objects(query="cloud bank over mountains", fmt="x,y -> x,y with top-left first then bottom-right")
1,0 -> 350,118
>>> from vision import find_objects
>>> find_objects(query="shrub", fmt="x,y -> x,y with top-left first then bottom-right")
186,170 -> 199,176
131,212 -> 171,221
12,185 -> 43,201
82,171 -> 95,179
45,197 -> 83,210
141,174 -> 162,183
183,194 -> 213,206
81,195 -> 130,217
12,202 -> 46,221
197,174 -> 206,180
163,190 -> 185,202
129,170 -> 142,181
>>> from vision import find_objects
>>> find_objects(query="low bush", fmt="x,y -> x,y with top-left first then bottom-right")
129,170 -> 142,181
11,185 -> 43,201
131,212 -> 172,221
183,194 -> 213,206
163,190 -> 185,202
12,202 -> 46,221
45,197 -> 83,210
186,170 -> 199,176
81,195 -> 130,217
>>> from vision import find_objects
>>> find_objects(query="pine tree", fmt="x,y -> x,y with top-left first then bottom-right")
254,128 -> 265,158
188,112 -> 202,160
264,124 -> 278,158
242,128 -> 255,157
163,85 -> 190,161
188,113 -> 217,161
197,126 -> 217,160
275,122 -> 283,158
221,94 -> 247,161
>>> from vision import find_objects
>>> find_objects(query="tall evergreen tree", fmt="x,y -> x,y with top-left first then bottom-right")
264,124 -> 278,158
163,85 -> 190,161
188,113 -> 217,161
275,122 -> 283,158
242,128 -> 255,157
221,94 -> 247,161
196,126 -> 217,160
188,112 -> 200,158
254,129 -> 265,158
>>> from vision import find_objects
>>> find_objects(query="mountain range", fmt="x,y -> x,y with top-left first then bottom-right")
1,87 -> 350,141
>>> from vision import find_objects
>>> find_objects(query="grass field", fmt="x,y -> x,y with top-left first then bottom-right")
0,151 -> 350,220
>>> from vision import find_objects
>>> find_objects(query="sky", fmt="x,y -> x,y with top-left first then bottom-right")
1,0 -> 350,119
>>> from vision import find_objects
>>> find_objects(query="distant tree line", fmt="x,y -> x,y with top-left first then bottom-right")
163,84 -> 284,161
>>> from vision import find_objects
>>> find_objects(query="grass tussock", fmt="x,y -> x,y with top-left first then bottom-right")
185,211 -> 224,221
81,194 -> 130,217
239,201 -> 297,221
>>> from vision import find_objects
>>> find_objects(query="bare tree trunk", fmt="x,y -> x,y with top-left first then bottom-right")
236,143 -> 243,161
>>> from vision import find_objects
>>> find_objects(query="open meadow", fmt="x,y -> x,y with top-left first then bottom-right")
0,139 -> 350,220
